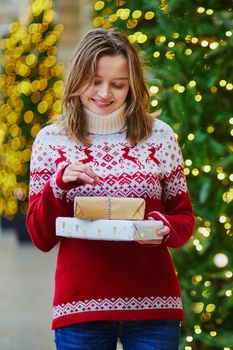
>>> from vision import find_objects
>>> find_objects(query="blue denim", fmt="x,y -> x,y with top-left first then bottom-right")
54,320 -> 180,350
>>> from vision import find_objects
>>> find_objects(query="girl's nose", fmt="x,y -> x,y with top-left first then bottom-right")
98,84 -> 111,99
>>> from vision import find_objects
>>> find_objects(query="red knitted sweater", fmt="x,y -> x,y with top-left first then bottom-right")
26,110 -> 194,330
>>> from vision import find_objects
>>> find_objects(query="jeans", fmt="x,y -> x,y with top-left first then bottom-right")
54,320 -> 180,350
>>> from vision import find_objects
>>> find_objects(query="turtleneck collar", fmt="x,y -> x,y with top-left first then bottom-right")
83,103 -> 126,135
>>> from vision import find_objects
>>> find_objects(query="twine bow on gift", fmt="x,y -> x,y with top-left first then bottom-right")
107,195 -> 112,220
104,181 -> 112,220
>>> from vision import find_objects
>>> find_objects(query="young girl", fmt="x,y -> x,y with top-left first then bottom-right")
26,28 -> 195,350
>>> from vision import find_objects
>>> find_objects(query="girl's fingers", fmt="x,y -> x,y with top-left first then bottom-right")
148,216 -> 170,236
157,226 -> 170,236
72,170 -> 98,185
62,163 -> 99,184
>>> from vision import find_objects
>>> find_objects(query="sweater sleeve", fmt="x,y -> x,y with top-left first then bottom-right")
148,126 -> 195,248
26,128 -> 75,252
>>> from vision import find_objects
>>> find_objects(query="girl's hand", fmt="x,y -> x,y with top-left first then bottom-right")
137,216 -> 170,245
62,162 -> 99,185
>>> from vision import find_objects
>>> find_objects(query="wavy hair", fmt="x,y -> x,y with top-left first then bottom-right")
60,28 -> 153,145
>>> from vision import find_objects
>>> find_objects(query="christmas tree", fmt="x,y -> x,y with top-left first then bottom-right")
0,0 -> 64,219
93,1 -> 233,349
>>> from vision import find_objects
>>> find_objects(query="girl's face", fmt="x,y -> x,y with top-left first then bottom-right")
80,54 -> 130,115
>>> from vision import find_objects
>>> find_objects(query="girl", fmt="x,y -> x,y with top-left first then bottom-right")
26,28 -> 195,350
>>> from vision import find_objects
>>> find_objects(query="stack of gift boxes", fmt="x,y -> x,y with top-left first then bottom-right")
56,197 -> 163,241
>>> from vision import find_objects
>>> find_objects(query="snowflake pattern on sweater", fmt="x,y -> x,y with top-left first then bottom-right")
27,118 -> 194,329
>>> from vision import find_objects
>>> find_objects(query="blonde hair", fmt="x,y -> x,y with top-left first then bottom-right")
61,28 -> 153,145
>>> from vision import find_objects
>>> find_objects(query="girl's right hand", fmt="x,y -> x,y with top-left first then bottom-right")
62,162 -> 99,185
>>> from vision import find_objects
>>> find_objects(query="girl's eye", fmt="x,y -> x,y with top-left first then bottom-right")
93,81 -> 124,89
112,84 -> 123,89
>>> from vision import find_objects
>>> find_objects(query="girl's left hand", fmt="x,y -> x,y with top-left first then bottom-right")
137,216 -> 170,245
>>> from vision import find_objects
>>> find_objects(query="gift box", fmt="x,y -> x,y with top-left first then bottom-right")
74,197 -> 145,220
56,217 -> 164,241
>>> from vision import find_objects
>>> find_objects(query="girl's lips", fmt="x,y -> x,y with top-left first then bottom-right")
92,99 -> 114,107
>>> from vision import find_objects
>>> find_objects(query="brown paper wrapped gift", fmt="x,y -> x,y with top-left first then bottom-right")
74,197 -> 145,220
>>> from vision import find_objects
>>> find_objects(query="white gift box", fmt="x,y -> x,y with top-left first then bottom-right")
56,217 -> 164,241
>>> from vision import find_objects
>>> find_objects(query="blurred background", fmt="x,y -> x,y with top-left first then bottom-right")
0,0 -> 232,349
